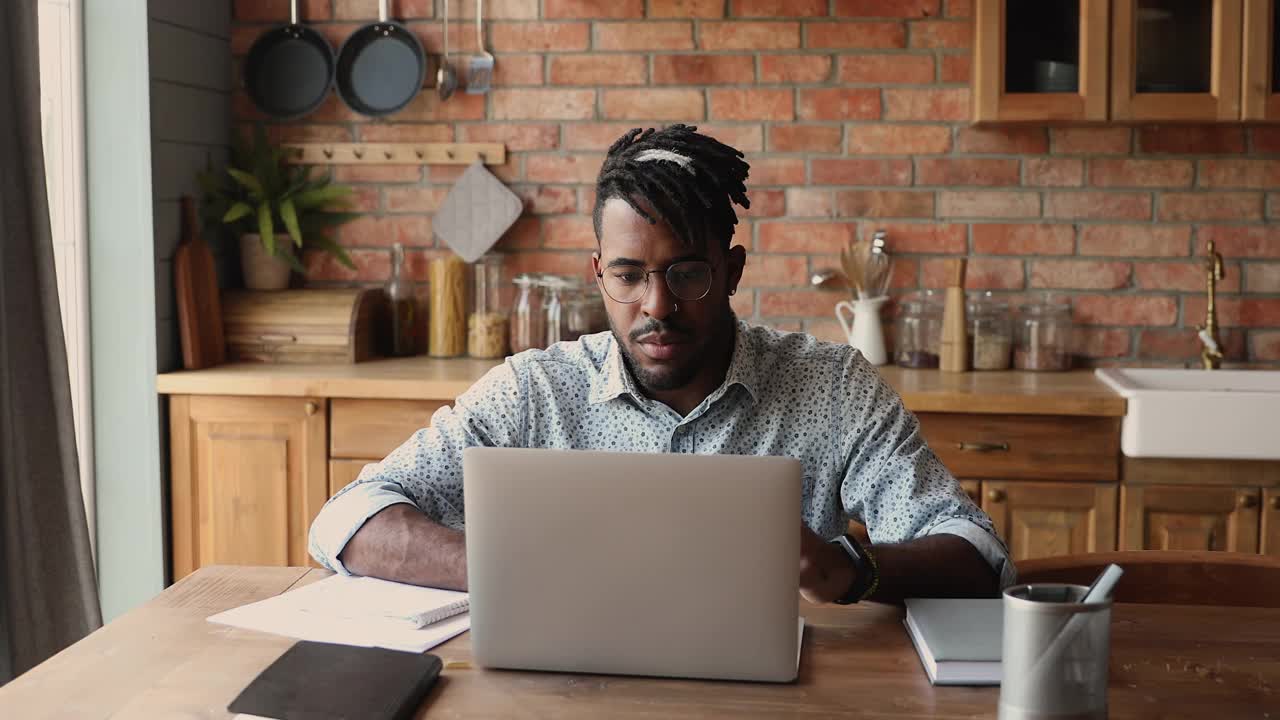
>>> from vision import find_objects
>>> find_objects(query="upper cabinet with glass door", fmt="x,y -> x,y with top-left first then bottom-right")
1243,0 -> 1280,120
973,0 -> 1111,123
1111,0 -> 1244,121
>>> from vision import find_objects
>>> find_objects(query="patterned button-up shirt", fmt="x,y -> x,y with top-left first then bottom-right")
309,319 -> 1015,588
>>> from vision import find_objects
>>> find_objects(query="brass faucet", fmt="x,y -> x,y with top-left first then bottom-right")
1198,239 -> 1225,370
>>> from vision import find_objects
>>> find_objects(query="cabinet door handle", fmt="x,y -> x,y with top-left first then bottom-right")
259,333 -> 297,344
1238,494 -> 1259,510
1271,496 -> 1280,511
304,401 -> 319,416
957,441 -> 1010,453
987,489 -> 1006,503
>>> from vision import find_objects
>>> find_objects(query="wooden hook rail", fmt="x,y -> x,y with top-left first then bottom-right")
281,142 -> 506,166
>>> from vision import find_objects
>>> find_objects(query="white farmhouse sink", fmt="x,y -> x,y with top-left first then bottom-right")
1095,368 -> 1280,460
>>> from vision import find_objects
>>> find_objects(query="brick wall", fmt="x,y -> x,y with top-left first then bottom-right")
230,0 -> 1280,367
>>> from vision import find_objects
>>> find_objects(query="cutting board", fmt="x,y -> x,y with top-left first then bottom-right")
174,195 -> 226,370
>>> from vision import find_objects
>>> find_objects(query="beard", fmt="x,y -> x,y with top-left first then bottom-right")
610,303 -> 734,394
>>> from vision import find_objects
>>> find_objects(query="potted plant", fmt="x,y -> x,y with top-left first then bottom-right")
198,126 -> 358,290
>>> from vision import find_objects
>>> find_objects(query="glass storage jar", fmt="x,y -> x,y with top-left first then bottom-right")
968,292 -> 1012,371
468,252 -> 508,358
1015,295 -> 1073,371
542,275 -> 571,347
510,273 -> 545,354
894,290 -> 944,368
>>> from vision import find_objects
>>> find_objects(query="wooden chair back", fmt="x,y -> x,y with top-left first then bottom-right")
1015,551 -> 1280,608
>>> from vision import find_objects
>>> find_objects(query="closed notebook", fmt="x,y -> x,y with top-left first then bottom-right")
228,641 -> 442,720
903,598 -> 1002,686
289,575 -> 469,628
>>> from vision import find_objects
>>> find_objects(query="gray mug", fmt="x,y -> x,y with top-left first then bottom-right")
999,584 -> 1112,720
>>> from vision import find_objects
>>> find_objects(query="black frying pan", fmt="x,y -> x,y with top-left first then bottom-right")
336,0 -> 427,117
244,0 -> 335,119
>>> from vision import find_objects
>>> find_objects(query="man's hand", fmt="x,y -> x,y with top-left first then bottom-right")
799,526 -> 855,605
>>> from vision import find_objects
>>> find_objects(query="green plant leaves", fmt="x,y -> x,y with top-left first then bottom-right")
280,197 -> 303,248
222,201 -> 253,224
257,202 -> 275,255
227,168 -> 264,199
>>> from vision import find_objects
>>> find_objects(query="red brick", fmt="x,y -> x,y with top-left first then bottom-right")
654,55 -> 755,84
1031,260 -> 1131,290
909,20 -> 970,48
1045,192 -> 1152,221
545,0 -> 643,17
769,125 -> 844,153
648,0 -> 725,18
786,188 -> 835,217
334,165 -> 423,184
1024,158 -> 1084,188
563,123 -> 643,151
731,290 -> 758,318
862,222 -> 967,253
805,22 -> 906,49
1133,261 -> 1241,293
1078,226 -> 1191,257
335,215 -> 433,248
1185,297 -> 1280,328
797,88 -> 881,120
739,189 -> 787,218
701,21 -> 801,49
550,55 -> 646,86
1198,226 -> 1280,258
603,89 -> 705,120
457,123 -> 560,151
1198,159 -> 1280,189
884,88 -> 969,121
543,216 -> 597,249
945,0 -> 972,17
384,188 -> 449,213
710,88 -> 794,121
916,158 -> 1020,187
940,54 -> 970,83
395,92 -> 486,121
973,224 -> 1075,255
739,256 -> 809,288
1090,159 -> 1194,188
526,154 -> 601,184
305,94 -> 363,123
751,158 -> 807,185
450,0 -> 540,18
493,89 -> 596,120
491,54 -> 545,86
1252,127 -> 1280,154
838,54 -> 935,84
1050,128 -> 1132,155
886,257 -> 921,288
489,22 -> 590,51
956,126 -> 1048,154
813,158 -> 913,185
1073,295 -> 1178,326
804,319 -> 846,344
1158,193 -> 1264,222
1138,328 -> 1245,362
759,55 -> 833,83
1252,331 -> 1280,361
939,191 -> 1039,219
1073,328 -> 1132,359
835,0 -> 940,16
504,251 -> 595,280
304,248 -> 417,283
1139,126 -> 1246,155
697,123 -> 766,152
847,124 -> 952,154
760,289 -> 847,317
345,187 -> 381,213
1245,263 -> 1280,292
836,190 -> 935,218
334,0 -> 433,19
596,21 -> 694,50
235,0 -> 330,21
758,222 -> 855,252
262,124 -> 353,143
732,0 -> 827,16
495,217 -> 543,251
515,186 -> 578,215
358,124 -> 454,143
922,257 -> 1024,290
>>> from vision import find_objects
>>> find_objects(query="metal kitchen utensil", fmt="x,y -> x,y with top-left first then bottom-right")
465,0 -> 494,94
335,0 -> 426,116
243,0 -> 335,119
437,0 -> 459,100
864,230 -> 893,299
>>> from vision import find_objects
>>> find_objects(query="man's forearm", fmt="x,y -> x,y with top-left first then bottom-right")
339,504 -> 468,590
868,534 -> 999,603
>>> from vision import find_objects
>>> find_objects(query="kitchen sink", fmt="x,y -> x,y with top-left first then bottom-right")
1095,368 -> 1280,460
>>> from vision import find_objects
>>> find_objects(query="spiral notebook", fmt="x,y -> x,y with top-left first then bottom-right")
291,575 -> 470,628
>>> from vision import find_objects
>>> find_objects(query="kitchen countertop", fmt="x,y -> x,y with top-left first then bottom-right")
157,356 -> 1125,417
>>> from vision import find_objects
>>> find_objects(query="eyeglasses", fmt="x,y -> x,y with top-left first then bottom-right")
596,260 -> 716,304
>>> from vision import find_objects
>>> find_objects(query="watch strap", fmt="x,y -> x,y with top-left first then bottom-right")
832,534 -> 879,605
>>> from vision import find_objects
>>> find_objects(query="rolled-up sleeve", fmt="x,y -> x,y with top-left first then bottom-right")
839,357 -> 1015,589
308,358 -> 528,573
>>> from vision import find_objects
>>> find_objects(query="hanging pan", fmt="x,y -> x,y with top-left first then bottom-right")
336,0 -> 427,117
243,0 -> 335,119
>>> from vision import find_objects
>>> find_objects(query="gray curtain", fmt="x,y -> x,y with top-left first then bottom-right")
0,1 -> 102,681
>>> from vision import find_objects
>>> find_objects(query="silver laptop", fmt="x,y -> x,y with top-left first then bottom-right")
463,447 -> 804,683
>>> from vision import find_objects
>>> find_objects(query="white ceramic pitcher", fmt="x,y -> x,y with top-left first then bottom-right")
835,296 -> 888,365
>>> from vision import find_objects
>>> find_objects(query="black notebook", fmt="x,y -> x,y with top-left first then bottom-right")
228,641 -> 443,720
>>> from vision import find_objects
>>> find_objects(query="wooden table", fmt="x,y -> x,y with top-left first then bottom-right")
2,566 -> 1275,719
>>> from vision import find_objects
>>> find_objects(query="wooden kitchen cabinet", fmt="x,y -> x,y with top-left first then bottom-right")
973,0 -> 1110,122
982,480 -> 1118,561
1121,484 -> 1261,553
330,458 -> 372,497
1260,489 -> 1280,555
1111,0 -> 1244,120
1243,0 -> 1280,119
169,395 -> 328,580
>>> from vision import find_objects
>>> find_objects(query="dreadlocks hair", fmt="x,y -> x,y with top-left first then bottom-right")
592,124 -> 751,252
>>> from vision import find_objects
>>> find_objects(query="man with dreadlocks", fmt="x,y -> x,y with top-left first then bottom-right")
310,125 -> 1012,606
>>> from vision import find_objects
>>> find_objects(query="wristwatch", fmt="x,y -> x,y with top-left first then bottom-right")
830,534 -> 879,605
